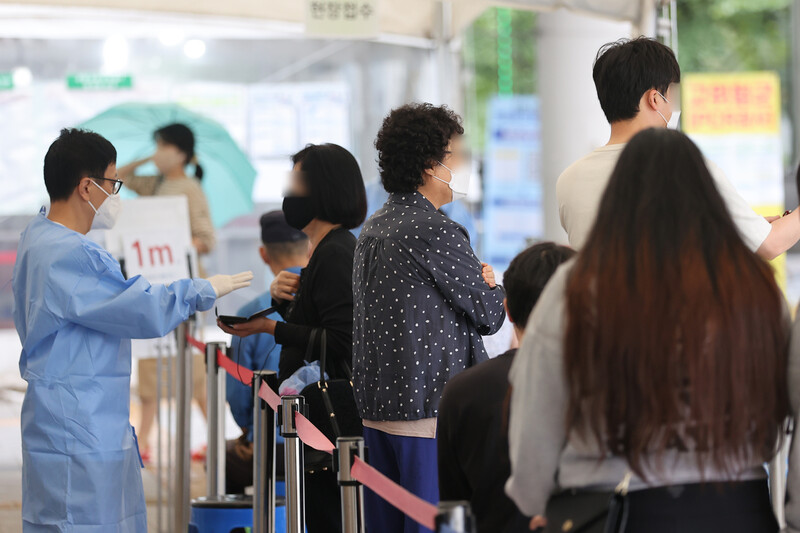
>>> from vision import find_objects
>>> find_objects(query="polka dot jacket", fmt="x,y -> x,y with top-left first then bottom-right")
352,191 -> 506,421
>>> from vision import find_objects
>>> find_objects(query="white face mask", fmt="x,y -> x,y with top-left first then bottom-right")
656,91 -> 681,130
88,180 -> 122,230
433,161 -> 471,202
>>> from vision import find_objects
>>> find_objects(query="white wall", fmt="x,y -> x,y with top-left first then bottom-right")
537,9 -> 631,243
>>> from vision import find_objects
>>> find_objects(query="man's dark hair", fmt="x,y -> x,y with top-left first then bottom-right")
44,128 -> 117,201
291,143 -> 367,229
504,242 -> 575,327
263,241 -> 309,262
375,103 -> 465,194
593,37 -> 680,123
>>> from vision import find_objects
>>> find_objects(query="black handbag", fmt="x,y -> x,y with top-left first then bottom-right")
299,329 -> 363,472
543,472 -> 630,533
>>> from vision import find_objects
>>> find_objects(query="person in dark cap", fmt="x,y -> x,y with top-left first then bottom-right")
225,210 -> 310,494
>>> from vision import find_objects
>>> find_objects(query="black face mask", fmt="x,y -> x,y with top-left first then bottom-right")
282,195 -> 316,230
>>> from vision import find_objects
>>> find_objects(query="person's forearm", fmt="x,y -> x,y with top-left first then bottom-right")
117,157 -> 151,181
757,209 -> 800,260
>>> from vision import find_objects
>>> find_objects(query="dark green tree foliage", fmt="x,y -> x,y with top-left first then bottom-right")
462,2 -> 791,152
677,0 -> 791,113
462,8 -> 536,152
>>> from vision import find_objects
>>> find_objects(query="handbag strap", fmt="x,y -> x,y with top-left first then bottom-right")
304,328 -> 344,438
318,329 -> 328,383
304,328 -> 318,366
305,326 -> 355,382
303,328 -> 329,384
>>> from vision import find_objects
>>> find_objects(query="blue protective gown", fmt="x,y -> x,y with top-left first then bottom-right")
13,212 -> 217,532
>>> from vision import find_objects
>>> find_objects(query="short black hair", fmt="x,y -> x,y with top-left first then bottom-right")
375,103 -> 465,194
593,37 -> 680,123
504,242 -> 575,327
44,128 -> 117,201
291,143 -> 367,229
263,241 -> 309,262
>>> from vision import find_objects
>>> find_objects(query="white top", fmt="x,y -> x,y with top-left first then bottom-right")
556,143 -> 771,252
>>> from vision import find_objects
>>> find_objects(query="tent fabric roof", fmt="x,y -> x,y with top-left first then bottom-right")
0,0 -> 646,40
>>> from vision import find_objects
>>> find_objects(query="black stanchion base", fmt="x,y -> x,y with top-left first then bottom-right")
191,494 -> 287,509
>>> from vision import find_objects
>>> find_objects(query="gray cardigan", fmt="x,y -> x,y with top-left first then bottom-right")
783,304 -> 800,532
506,259 -> 790,520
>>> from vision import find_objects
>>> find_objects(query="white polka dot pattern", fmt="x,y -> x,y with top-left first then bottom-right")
352,191 -> 506,421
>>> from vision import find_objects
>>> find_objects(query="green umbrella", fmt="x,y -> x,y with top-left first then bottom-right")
77,102 -> 256,228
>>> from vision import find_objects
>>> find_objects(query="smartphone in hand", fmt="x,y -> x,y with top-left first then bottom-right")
215,306 -> 275,327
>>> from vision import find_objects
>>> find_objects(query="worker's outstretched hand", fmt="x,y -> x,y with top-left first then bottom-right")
207,271 -> 254,298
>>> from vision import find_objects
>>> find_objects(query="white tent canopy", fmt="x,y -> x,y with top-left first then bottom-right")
0,0 -> 655,42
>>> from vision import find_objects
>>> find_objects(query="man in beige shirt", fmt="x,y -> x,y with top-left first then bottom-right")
556,38 -> 800,259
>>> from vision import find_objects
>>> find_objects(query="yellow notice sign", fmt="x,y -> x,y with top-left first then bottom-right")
682,72 -> 780,135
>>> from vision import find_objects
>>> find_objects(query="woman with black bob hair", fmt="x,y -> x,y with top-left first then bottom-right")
219,142 -> 367,533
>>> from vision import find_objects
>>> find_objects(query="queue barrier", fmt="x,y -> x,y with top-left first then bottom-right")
187,332 -> 475,533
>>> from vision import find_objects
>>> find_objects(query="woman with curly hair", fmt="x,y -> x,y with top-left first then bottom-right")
352,103 -> 506,533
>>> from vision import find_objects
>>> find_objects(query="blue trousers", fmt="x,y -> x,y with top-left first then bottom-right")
363,427 -> 439,533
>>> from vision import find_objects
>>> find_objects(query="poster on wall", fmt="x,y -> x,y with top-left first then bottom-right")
172,82 -> 250,148
482,95 -> 543,273
682,71 -> 785,285
248,82 -> 351,203
0,77 -> 353,214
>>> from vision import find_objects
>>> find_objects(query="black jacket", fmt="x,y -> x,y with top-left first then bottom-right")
274,227 -> 355,383
438,349 -> 529,533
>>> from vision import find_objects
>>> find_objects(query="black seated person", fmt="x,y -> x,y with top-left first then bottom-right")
437,242 -> 575,533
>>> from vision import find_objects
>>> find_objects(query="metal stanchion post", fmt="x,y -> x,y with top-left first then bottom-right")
155,342 -> 164,533
205,341 -> 225,498
166,340 -> 174,533
280,395 -> 306,533
217,348 -> 230,493
252,371 -> 278,533
336,437 -> 365,533
435,501 -> 476,533
173,322 -> 192,533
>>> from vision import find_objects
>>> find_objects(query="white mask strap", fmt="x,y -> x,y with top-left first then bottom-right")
90,179 -> 111,197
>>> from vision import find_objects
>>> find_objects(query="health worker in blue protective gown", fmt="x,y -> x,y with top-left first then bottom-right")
12,128 -> 253,532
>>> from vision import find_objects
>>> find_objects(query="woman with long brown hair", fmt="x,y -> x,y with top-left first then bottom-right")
506,128 -> 790,532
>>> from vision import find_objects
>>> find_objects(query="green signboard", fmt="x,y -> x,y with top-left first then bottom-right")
0,73 -> 13,91
67,74 -> 133,90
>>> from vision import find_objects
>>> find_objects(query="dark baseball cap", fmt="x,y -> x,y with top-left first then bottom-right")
260,210 -> 308,244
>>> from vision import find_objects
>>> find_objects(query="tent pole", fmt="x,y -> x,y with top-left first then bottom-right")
434,1 -> 457,108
